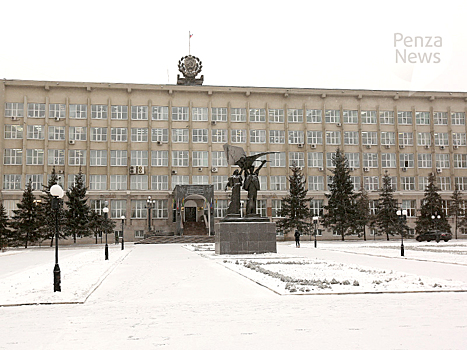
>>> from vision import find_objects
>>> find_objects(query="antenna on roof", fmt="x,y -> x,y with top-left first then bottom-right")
189,31 -> 193,55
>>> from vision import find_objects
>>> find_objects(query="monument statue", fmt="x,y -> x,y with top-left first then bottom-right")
224,169 -> 243,215
243,160 -> 267,215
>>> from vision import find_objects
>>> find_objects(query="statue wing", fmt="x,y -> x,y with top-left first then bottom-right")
223,144 -> 246,166
244,152 -> 278,168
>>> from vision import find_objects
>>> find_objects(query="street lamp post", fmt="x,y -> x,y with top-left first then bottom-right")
313,216 -> 319,248
396,209 -> 407,257
121,215 -> 125,250
431,213 -> 441,230
50,184 -> 64,292
103,201 -> 109,260
146,196 -> 156,233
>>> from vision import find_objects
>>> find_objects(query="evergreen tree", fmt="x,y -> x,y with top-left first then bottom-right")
353,185 -> 370,240
449,185 -> 464,240
321,148 -> 357,241
88,210 -> 116,243
0,203 -> 11,251
276,163 -> 312,235
415,172 -> 451,234
10,180 -> 42,248
375,172 -> 400,240
38,168 -> 67,246
65,168 -> 92,242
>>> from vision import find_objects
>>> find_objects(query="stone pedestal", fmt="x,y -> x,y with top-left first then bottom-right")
215,221 -> 276,255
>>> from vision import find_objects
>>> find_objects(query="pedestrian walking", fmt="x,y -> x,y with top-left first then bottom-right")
294,229 -> 301,248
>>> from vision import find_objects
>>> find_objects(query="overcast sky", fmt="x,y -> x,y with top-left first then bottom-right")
2,0 -> 466,92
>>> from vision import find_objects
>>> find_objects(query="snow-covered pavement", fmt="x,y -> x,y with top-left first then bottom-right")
1,240 -> 467,349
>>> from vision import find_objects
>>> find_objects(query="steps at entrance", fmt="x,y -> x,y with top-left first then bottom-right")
183,221 -> 207,235
136,235 -> 215,245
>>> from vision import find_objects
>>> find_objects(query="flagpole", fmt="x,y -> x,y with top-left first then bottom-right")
189,31 -> 191,55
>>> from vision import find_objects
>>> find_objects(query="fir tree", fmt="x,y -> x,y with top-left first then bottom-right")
415,172 -> 451,234
353,185 -> 370,240
375,172 -> 401,240
321,148 -> 357,241
0,204 -> 10,251
10,180 -> 42,248
449,185 -> 464,240
65,168 -> 92,242
276,163 -> 312,235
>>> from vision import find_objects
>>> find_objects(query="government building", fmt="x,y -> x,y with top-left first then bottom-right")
1,59 -> 467,242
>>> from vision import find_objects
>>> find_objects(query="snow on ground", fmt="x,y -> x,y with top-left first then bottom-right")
186,241 -> 467,295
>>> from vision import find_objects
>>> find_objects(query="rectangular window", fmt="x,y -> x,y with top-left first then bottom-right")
325,109 -> 340,123
361,110 -> 377,124
436,154 -> 450,168
416,111 -> 430,125
398,111 -> 412,125
49,104 -> 66,119
454,154 -> 467,168
151,175 -> 168,190
28,103 -> 46,118
69,126 -> 87,141
399,132 -> 413,146
350,176 -> 361,191
192,107 -> 208,121
131,128 -> 148,142
231,108 -> 246,122
192,175 -> 209,185
362,131 -> 378,146
130,150 -> 148,166
171,175 -> 189,189
256,199 -> 267,217
381,153 -> 396,168
231,129 -> 246,143
308,176 -> 324,191
152,106 -> 168,120
211,107 -> 227,122
4,125 -> 23,139
287,109 -> 303,123
345,153 -> 360,169
307,131 -> 323,145
110,175 -> 127,190
153,200 -> 168,218
418,176 -> 428,191
48,126 -> 65,140
172,107 -> 189,121
455,177 -> 467,191
211,129 -> 227,143
172,151 -> 189,167
400,153 -> 414,168
418,153 -> 432,168
215,199 -> 228,218
131,200 -> 147,219
192,129 -> 209,143
192,151 -> 208,167
417,132 -> 431,146
452,112 -> 466,125
130,175 -> 148,190
131,106 -> 148,120
343,110 -> 358,124
69,104 -> 87,119
212,176 -> 228,191
381,132 -> 395,146
250,129 -> 266,143
27,125 -> 44,140
437,177 -> 451,191
91,127 -> 108,142
5,102 -> 24,118
401,177 -> 415,191
89,175 -> 107,190
269,109 -> 284,123
250,108 -> 266,122
111,150 -> 127,166
434,112 -> 448,125
270,130 -> 285,144
344,131 -> 359,145
151,128 -> 168,143
48,149 -> 65,165
25,174 -> 43,191
306,109 -> 322,123
212,151 -> 227,167
111,127 -> 127,142
111,105 -> 128,120
380,111 -> 394,124
434,133 -> 449,146
402,200 -> 416,217
172,129 -> 189,143
289,152 -> 304,167
271,199 -> 282,218
310,199 -> 324,217
270,152 -> 286,167
3,174 -> 21,190
326,131 -> 341,145
307,152 -> 323,168
151,150 -> 168,167
90,150 -> 107,166
69,150 -> 86,166
363,153 -> 378,168
270,176 -> 287,190
91,105 -> 108,119
111,200 -> 126,218
26,149 -> 44,165
364,176 -> 379,191
4,149 -> 22,165
453,133 -> 467,146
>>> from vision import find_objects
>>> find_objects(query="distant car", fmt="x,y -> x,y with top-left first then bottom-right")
416,230 -> 452,242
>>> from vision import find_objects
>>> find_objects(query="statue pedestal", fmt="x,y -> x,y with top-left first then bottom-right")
215,221 -> 276,255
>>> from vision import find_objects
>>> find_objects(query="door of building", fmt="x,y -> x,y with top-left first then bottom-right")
185,207 -> 196,222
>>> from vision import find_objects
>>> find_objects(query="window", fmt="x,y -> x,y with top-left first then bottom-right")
3,174 -> 21,190
231,108 -> 246,122
90,175 -> 107,190
362,131 -> 378,146
250,108 -> 266,122
308,152 -> 323,168
231,129 -> 246,143
192,175 -> 209,185
131,128 -> 148,142
4,125 -> 23,139
131,106 -> 148,120
151,150 -> 168,167
48,149 -> 65,165
308,176 -> 324,191
453,133 -> 466,147
437,177 -> 451,191
381,132 -> 395,146
434,112 -> 448,125
454,154 -> 467,168
4,149 -> 22,165
69,126 -> 87,141
172,129 -> 189,143
90,150 -> 107,166
436,154 -> 450,168
27,125 -> 44,140
402,200 -> 416,217
111,150 -> 127,166
172,151 -> 189,167
381,153 -> 396,168
91,127 -> 108,142
361,110 -> 377,124
455,177 -> 467,190
171,175 -> 189,189
69,104 -> 87,119
110,175 -> 127,190
344,131 -> 359,145
269,109 -> 284,123
256,199 -> 267,217
111,105 -> 128,120
398,132 -> 413,146
152,106 -> 168,120
90,199 -> 106,215
350,176 -> 361,191
130,150 -> 148,166
192,151 -> 208,167
26,149 -> 44,165
416,111 -> 430,125
271,199 -> 282,218
149,128 -> 168,143
418,153 -> 432,168
289,152 -> 305,167
153,200 -> 168,218
270,130 -> 285,144
363,153 -> 378,168
212,151 -> 227,167
287,109 -> 303,123
212,176 -> 228,191
270,176 -> 287,190
451,112 -> 465,125
250,129 -> 266,143
131,200 -> 147,219
418,176 -> 428,191
401,177 -> 415,191
434,133 -> 449,146
307,109 -> 322,123
343,110 -> 358,124
69,150 -> 86,166
400,153 -> 414,168
345,153 -> 360,169
417,132 -> 431,146
49,104 -> 66,119
48,126 -> 65,140
91,105 -> 108,119
364,176 -> 379,191
325,109 -> 340,123
111,127 -> 127,142
130,175 -> 148,190
25,174 -> 43,191
211,107 -> 227,122
28,103 -> 45,118
111,200 -> 126,218
172,107 -> 189,121
380,110 -> 394,124
5,102 -> 24,118
326,131 -> 341,145
211,129 -> 227,143
307,131 -> 322,145
326,152 -> 336,168
192,107 -> 208,121
270,152 -> 286,167
192,129 -> 208,143
215,199 -> 228,218
67,174 -> 86,188
310,199 -> 324,217
151,175 -> 168,190
398,111 -> 412,124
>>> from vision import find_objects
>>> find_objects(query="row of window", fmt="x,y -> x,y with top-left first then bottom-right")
5,103 -> 466,125
5,148 -> 467,169
4,172 -> 467,193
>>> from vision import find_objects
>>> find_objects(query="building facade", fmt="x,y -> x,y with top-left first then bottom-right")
1,79 -> 467,242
